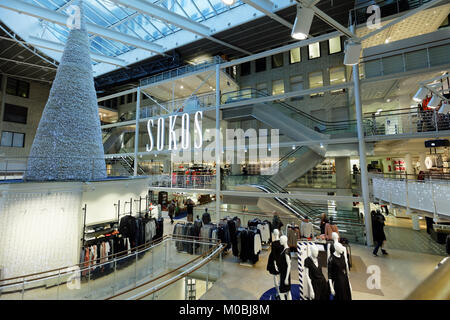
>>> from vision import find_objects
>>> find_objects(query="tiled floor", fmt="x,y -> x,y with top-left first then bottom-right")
201,243 -> 444,300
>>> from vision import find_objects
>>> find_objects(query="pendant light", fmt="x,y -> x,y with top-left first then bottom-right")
291,5 -> 314,40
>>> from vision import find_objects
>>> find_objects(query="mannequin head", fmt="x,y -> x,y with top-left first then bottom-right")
280,235 -> 288,248
332,232 -> 339,243
309,244 -> 319,258
334,242 -> 345,256
273,229 -> 280,240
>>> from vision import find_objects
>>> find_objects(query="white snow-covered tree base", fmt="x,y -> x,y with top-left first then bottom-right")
25,1 -> 106,181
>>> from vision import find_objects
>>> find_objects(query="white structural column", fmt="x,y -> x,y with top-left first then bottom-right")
134,87 -> 141,176
0,73 -> 6,132
419,154 -> 427,171
405,153 -> 413,175
351,27 -> 373,246
215,64 -> 221,220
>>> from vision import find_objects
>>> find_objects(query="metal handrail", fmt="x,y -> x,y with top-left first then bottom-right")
105,241 -> 223,300
134,244 -> 225,300
406,257 -> 450,300
371,172 -> 450,182
0,234 -> 219,286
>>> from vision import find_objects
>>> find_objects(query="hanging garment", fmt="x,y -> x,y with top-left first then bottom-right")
277,248 -> 291,293
257,223 -> 271,243
301,221 -> 314,239
119,215 -> 137,240
328,253 -> 352,300
202,211 -> 211,225
267,240 -> 283,275
287,226 -> 300,248
304,256 -> 330,300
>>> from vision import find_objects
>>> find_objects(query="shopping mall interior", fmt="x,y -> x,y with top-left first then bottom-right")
0,0 -> 449,301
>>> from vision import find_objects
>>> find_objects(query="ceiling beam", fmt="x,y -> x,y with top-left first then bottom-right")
27,35 -> 127,67
242,0 -> 293,28
1,72 -> 52,84
110,0 -> 211,36
111,0 -> 252,55
0,57 -> 57,70
0,0 -> 165,54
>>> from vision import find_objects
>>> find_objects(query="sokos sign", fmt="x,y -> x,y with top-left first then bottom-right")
146,111 -> 203,152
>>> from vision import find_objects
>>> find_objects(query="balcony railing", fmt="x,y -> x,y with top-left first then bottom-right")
148,174 -> 216,189
140,56 -> 225,87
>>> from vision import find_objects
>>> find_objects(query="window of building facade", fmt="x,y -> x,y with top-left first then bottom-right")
308,71 -> 324,97
272,79 -> 284,95
120,95 -> 125,105
240,62 -> 251,76
289,75 -> 304,101
127,93 -> 133,103
256,82 -> 268,95
255,58 -> 266,72
290,47 -> 301,64
6,78 -> 30,98
3,104 -> 28,124
329,66 -> 346,94
1,131 -> 25,148
271,53 -> 284,69
328,36 -> 342,54
308,42 -> 321,59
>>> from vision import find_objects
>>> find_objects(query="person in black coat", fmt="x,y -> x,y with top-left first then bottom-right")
372,210 -> 388,256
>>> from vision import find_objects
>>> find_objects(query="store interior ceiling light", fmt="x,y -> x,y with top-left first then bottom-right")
221,0 -> 236,5
439,102 -> 450,114
343,41 -> 362,66
428,95 -> 440,108
291,6 -> 314,40
413,87 -> 428,102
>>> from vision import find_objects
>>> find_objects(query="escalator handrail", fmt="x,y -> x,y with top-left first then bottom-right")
221,88 -> 359,128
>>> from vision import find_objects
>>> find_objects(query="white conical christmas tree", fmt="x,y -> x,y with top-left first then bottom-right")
26,0 -> 106,181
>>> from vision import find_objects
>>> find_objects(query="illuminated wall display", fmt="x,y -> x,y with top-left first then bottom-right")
146,111 -> 203,152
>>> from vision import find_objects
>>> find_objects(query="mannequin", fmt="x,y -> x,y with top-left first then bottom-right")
305,244 -> 330,300
328,242 -> 352,300
327,231 -> 340,258
275,235 -> 292,300
266,229 -> 282,298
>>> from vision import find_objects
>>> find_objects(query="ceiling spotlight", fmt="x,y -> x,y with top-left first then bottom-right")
291,6 -> 314,40
428,95 -> 440,108
413,87 -> 428,102
439,102 -> 450,114
180,85 -> 184,89
292,145 -> 296,150
343,41 -> 362,66
221,0 -> 236,5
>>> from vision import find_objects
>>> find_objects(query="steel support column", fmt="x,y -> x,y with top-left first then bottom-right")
215,64 -> 221,220
134,87 -> 141,176
351,25 -> 373,246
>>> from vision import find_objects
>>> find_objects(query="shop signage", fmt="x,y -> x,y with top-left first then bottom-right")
146,111 -> 203,152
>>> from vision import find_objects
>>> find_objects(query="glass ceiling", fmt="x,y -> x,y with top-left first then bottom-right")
26,0 -> 244,58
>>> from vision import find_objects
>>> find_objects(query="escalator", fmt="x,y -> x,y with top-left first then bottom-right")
103,125 -> 135,154
255,176 -> 365,243
222,88 -> 359,188
221,89 -> 365,242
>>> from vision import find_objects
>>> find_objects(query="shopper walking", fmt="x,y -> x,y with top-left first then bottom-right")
186,199 -> 194,222
372,210 -> 388,256
320,213 -> 329,235
168,201 -> 175,224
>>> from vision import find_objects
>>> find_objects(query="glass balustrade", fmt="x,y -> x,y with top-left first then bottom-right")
0,236 -> 224,300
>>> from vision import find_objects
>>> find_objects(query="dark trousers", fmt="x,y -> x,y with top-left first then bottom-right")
373,240 -> 385,254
